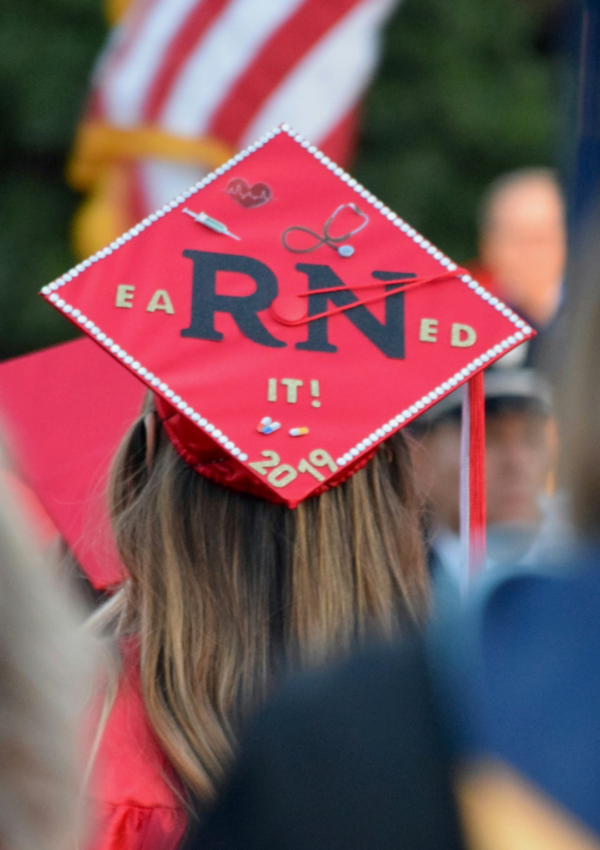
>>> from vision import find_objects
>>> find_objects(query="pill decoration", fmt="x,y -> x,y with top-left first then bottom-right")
41,125 -> 533,509
258,417 -> 281,435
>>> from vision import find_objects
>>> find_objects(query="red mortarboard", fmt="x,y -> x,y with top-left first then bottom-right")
41,126 -> 533,569
0,338 -> 145,588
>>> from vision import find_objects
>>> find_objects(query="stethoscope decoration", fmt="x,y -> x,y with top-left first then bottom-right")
282,203 -> 369,258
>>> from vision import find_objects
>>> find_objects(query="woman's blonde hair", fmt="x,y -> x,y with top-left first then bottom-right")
0,451 -> 93,850
103,397 -> 428,801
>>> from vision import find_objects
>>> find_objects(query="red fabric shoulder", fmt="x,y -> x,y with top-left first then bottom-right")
87,638 -> 188,850
89,804 -> 187,850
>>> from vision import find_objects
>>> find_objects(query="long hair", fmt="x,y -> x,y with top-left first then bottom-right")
103,396 -> 428,801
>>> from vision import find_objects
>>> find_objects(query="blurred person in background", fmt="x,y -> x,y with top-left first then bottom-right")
471,169 -> 566,336
185,230 -> 600,850
0,439 -> 93,850
409,366 -> 559,595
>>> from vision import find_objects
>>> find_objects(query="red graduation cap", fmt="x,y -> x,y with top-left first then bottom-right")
0,338 -> 145,589
41,125 -> 533,575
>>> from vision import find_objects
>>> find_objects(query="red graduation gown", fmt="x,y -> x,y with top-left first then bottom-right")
88,639 -> 188,850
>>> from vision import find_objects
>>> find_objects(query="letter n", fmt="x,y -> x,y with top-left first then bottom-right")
295,265 -> 412,359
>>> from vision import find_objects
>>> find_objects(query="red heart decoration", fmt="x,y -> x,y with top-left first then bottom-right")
227,178 -> 272,208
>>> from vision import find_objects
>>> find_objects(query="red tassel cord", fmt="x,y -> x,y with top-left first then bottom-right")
460,372 -> 487,589
468,372 -> 486,576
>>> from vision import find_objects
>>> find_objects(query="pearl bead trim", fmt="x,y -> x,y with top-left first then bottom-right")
41,123 -> 533,479
333,329 -> 533,467
40,125 -> 284,297
44,289 -> 248,462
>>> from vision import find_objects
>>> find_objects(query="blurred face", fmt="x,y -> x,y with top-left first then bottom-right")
479,177 -> 566,325
411,408 -> 553,534
485,409 -> 552,526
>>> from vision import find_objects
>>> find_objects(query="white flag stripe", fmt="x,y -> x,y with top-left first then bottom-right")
160,0 -> 306,136
140,159 -> 207,211
241,0 -> 397,147
91,0 -> 160,93
91,12 -> 134,88
103,0 -> 202,125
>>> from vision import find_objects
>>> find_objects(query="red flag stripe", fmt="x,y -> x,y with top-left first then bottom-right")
88,89 -> 105,122
207,0 -> 365,147
129,161 -> 150,225
143,0 -> 233,123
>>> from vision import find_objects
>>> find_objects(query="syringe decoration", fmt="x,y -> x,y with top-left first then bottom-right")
183,209 -> 240,241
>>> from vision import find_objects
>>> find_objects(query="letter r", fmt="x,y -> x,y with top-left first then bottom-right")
181,250 -> 286,348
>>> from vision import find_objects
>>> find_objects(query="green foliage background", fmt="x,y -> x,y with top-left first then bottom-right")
354,0 -> 560,262
0,0 -> 559,360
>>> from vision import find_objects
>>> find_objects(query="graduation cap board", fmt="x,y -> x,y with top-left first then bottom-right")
41,125 -> 534,577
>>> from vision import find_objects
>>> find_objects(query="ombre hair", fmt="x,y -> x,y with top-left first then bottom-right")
99,395 -> 428,802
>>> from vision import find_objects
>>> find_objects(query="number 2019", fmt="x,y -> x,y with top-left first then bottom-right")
249,449 -> 338,489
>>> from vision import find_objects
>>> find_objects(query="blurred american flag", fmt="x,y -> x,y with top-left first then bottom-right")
68,0 -> 399,255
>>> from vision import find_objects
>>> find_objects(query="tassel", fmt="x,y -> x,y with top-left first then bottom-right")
460,372 -> 487,590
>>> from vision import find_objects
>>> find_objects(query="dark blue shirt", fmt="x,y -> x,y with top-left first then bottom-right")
434,548 -> 600,835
